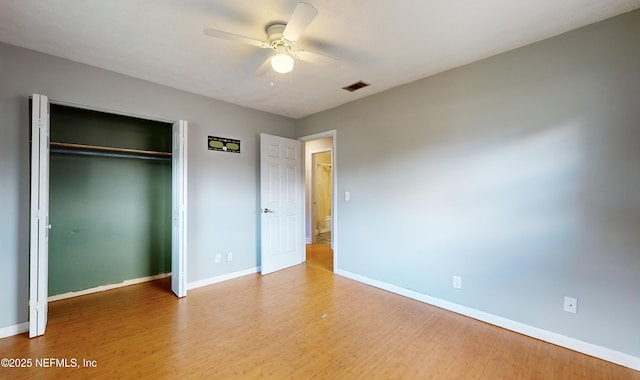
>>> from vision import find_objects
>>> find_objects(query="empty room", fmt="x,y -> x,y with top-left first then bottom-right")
1,1 -> 639,378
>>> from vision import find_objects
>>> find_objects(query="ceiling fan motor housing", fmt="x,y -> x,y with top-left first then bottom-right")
266,23 -> 289,47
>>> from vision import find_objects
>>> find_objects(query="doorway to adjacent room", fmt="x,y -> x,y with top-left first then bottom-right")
300,131 -> 336,272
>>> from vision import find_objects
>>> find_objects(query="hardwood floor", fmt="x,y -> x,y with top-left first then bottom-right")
316,231 -> 331,247
1,265 -> 637,379
306,243 -> 333,272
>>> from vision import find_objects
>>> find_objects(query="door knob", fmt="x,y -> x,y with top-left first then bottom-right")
263,208 -> 275,213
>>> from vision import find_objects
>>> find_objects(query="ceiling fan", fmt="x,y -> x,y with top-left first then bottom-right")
203,2 -> 337,75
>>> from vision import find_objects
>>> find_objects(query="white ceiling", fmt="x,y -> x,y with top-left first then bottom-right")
1,0 -> 638,119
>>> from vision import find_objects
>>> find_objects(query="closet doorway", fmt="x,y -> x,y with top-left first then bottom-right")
48,104 -> 172,297
29,94 -> 187,338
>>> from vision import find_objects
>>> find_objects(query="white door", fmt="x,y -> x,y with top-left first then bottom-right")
29,94 -> 50,338
260,134 -> 304,275
172,120 -> 188,297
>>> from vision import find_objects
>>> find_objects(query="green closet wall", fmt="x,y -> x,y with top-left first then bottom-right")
48,105 -> 172,296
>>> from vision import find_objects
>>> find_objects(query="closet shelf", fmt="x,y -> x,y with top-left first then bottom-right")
50,142 -> 172,161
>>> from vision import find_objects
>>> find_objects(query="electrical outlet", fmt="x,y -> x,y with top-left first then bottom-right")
226,252 -> 233,262
215,254 -> 222,263
564,296 -> 577,313
453,275 -> 462,289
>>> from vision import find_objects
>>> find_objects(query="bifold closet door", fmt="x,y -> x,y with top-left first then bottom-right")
29,94 -> 50,338
172,120 -> 188,297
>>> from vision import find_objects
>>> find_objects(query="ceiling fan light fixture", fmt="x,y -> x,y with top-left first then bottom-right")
271,53 -> 294,74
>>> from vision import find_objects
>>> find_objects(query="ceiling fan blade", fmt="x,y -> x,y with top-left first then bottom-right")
282,2 -> 317,42
295,50 -> 340,68
203,28 -> 270,48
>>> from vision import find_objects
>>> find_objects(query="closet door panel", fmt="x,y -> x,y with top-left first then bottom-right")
29,94 -> 50,338
171,120 -> 187,298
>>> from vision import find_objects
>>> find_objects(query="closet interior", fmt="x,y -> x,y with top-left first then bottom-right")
48,104 -> 173,296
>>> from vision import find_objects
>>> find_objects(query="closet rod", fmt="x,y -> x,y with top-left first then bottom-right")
50,148 -> 171,161
49,142 -> 172,157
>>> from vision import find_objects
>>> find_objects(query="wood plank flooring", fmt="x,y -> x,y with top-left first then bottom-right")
0,264 -> 637,379
306,243 -> 333,272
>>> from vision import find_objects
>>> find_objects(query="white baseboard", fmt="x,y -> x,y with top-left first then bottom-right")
48,273 -> 171,302
0,322 -> 28,339
335,269 -> 640,372
187,267 -> 259,290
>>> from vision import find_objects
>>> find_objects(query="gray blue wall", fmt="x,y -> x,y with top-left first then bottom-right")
0,41 -> 295,329
297,10 -> 640,357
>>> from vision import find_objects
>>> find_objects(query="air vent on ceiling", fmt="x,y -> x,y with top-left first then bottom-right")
342,81 -> 370,92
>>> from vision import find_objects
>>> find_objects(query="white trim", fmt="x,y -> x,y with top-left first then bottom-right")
0,322 -> 29,339
335,269 -> 640,371
47,273 -> 171,302
187,267 -> 260,290
298,130 -> 337,142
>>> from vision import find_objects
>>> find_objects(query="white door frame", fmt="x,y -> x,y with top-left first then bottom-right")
298,130 -> 337,269
29,97 -> 188,337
